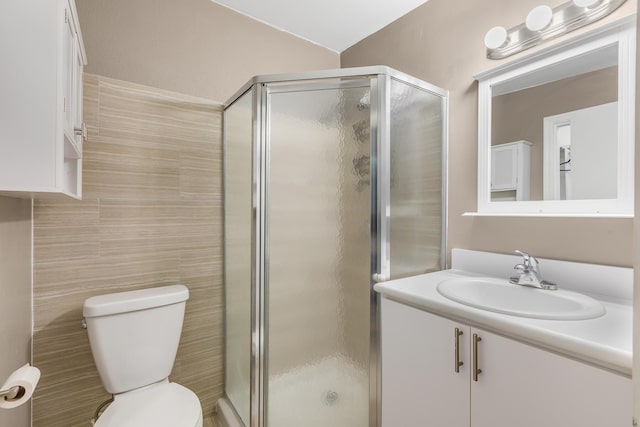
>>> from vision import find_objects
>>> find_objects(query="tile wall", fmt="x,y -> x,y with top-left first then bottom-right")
32,74 -> 223,426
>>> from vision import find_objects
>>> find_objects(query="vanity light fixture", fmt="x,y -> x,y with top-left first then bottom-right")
484,0 -> 627,59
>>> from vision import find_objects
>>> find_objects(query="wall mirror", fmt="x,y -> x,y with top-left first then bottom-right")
474,18 -> 635,216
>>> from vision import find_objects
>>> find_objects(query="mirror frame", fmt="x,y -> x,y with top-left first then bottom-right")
474,17 -> 636,217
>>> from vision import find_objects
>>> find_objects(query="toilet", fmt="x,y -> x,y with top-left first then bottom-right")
83,285 -> 203,427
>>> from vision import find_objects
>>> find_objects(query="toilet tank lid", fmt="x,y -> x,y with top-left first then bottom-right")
83,285 -> 189,318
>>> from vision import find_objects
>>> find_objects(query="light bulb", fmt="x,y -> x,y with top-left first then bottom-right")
526,5 -> 553,32
484,26 -> 509,50
573,0 -> 602,7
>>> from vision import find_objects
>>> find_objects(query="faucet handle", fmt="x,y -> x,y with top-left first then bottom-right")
515,250 -> 538,270
515,250 -> 531,268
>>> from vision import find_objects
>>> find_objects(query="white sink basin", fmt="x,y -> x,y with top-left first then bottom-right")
437,277 -> 605,320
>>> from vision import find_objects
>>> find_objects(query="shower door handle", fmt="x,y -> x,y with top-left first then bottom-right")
372,273 -> 389,283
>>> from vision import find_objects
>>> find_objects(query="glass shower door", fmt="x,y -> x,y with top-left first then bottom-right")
388,78 -> 445,278
224,88 -> 254,426
264,82 -> 372,427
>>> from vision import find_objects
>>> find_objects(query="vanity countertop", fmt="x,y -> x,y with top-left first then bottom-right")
375,268 -> 632,376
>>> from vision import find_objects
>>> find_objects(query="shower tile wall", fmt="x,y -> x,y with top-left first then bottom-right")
32,74 -> 223,427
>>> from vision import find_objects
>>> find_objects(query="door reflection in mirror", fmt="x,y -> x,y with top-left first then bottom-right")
543,102 -> 617,201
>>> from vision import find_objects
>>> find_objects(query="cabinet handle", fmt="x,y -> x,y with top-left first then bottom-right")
472,333 -> 482,382
454,328 -> 463,373
74,123 -> 87,141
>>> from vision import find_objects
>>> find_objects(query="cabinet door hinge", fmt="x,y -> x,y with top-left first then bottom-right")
632,417 -> 637,426
64,8 -> 68,24
63,97 -> 67,113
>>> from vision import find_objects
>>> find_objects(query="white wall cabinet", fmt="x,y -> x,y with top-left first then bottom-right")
381,298 -> 632,427
490,140 -> 531,201
0,0 -> 87,199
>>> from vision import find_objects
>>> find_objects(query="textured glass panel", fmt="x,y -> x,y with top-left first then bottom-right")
266,85 -> 371,427
223,89 -> 253,426
389,79 -> 443,278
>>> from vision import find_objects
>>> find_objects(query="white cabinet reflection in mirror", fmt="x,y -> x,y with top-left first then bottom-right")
490,141 -> 531,201
543,102 -> 617,200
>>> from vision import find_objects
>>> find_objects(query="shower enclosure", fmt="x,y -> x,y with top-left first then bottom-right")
222,66 -> 448,427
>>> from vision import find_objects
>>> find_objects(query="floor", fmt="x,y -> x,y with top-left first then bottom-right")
205,415 -> 221,427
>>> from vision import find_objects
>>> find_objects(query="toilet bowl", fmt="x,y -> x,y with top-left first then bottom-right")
83,285 -> 203,427
94,381 -> 202,427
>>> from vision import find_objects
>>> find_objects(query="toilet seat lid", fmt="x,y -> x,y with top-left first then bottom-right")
95,382 -> 202,427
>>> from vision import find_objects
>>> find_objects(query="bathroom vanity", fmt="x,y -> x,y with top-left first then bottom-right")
376,249 -> 632,427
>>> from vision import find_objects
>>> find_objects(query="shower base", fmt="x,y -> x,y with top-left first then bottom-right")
217,396 -> 244,427
218,356 -> 369,427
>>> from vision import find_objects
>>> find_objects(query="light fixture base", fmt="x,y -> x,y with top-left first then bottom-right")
486,0 -> 627,60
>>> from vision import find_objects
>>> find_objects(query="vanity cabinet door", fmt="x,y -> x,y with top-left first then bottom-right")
470,327 -> 632,427
73,41 -> 84,147
61,0 -> 77,143
381,298 -> 470,427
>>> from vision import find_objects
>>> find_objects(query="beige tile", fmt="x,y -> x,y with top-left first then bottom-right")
205,414 -> 222,427
97,75 -> 223,110
34,224 -> 100,262
98,81 -> 219,144
33,76 -> 224,427
82,138 -> 181,200
34,198 -> 100,227
91,126 -> 197,152
83,73 -> 100,138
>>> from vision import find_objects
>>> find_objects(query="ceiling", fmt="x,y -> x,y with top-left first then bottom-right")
211,0 -> 430,52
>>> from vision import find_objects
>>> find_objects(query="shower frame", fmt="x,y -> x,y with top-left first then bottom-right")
223,66 -> 449,427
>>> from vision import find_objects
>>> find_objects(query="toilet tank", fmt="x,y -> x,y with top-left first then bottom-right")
83,285 -> 189,394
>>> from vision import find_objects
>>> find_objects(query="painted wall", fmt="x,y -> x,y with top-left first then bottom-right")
76,0 -> 340,103
341,0 -> 637,267
0,197 -> 32,427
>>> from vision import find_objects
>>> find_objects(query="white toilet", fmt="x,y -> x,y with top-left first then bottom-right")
83,285 -> 203,427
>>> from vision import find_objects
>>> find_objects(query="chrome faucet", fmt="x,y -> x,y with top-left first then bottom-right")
509,250 -> 557,290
